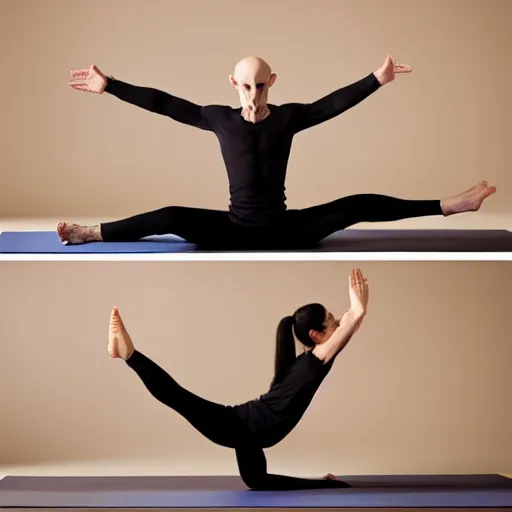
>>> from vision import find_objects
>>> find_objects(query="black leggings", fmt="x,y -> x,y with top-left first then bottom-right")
126,350 -> 350,491
101,194 -> 443,249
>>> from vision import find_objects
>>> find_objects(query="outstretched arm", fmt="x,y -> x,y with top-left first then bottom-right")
104,78 -> 212,131
294,73 -> 381,132
294,55 -> 411,132
68,64 -> 212,131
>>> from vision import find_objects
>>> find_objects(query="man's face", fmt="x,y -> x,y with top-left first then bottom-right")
229,57 -> 276,123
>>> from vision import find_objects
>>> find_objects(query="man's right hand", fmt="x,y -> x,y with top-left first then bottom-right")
68,64 -> 107,94
348,268 -> 369,318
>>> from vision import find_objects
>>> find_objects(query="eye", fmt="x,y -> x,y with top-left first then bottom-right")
256,83 -> 265,89
244,84 -> 251,90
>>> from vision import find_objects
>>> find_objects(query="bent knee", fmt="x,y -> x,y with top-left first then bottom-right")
239,469 -> 269,491
243,478 -> 269,491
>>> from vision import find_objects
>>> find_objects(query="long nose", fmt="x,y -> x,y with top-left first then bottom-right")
247,89 -> 259,110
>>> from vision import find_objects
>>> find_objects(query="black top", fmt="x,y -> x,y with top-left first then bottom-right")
232,350 -> 335,448
105,73 -> 381,226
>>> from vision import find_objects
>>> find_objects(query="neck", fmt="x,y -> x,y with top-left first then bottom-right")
241,105 -> 271,123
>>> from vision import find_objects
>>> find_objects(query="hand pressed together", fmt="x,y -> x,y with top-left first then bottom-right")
348,268 -> 369,318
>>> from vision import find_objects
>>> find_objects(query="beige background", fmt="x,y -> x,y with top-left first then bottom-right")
0,260 -> 510,477
0,0 -> 510,230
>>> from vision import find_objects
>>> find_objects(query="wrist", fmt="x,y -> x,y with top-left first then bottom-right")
373,70 -> 386,86
347,307 -> 365,323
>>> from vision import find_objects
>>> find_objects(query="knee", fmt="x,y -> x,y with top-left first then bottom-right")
158,206 -> 180,217
239,466 -> 269,491
152,206 -> 185,228
236,442 -> 271,491
241,473 -> 269,491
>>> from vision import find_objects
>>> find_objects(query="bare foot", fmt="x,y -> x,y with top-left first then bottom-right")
56,222 -> 102,245
441,180 -> 497,216
323,473 -> 351,487
108,307 -> 135,360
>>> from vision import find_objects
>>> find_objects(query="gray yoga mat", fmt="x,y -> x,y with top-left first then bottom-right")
1,474 -> 512,508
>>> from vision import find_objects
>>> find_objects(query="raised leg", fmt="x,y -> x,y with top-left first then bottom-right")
108,307 -> 246,448
57,206 -> 232,246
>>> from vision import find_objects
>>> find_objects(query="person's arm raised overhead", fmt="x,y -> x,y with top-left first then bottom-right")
313,268 -> 369,364
68,64 -> 212,130
295,54 -> 411,132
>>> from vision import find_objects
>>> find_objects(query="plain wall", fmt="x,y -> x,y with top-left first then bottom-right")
1,0 -> 511,228
0,260 -> 511,476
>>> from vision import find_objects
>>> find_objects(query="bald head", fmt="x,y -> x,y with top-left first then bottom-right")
229,56 -> 277,123
233,56 -> 272,82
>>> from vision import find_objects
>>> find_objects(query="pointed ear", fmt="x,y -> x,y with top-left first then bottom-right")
229,74 -> 237,87
268,73 -> 277,87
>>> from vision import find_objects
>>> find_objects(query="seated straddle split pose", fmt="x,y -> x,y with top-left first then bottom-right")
61,55 -> 496,249
108,269 -> 369,490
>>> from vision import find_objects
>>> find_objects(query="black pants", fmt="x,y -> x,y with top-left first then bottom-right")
101,194 -> 443,250
126,350 -> 350,490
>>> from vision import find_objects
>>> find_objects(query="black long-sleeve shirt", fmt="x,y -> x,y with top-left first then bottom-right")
105,73 -> 381,226
232,350 -> 335,448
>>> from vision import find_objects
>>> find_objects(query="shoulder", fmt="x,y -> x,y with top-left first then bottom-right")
202,104 -> 239,118
305,349 -> 335,370
292,350 -> 324,370
273,102 -> 306,113
269,103 -> 306,125
201,105 -> 241,129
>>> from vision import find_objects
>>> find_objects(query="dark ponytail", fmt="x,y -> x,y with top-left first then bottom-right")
271,303 -> 327,387
272,315 -> 297,387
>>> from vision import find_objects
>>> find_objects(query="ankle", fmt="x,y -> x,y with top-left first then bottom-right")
440,198 -> 452,216
123,347 -> 136,362
85,225 -> 102,241
94,225 -> 103,241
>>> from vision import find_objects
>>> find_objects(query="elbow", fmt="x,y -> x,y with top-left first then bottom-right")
145,89 -> 171,114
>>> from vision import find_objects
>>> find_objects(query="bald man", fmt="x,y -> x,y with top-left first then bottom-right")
229,56 -> 275,123
60,55 -> 495,249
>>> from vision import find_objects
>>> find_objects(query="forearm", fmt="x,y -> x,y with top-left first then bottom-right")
105,78 -> 175,112
104,77 -> 206,126
316,73 -> 381,114
313,309 -> 364,363
298,72 -> 381,129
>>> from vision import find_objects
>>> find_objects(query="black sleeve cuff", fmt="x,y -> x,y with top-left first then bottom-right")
104,76 -> 118,94
369,72 -> 382,89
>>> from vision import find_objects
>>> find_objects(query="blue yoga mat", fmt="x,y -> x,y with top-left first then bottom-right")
1,229 -> 511,253
1,474 -> 511,508
0,231 -> 195,253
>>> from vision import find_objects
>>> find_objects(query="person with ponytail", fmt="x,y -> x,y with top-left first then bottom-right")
107,268 -> 369,490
